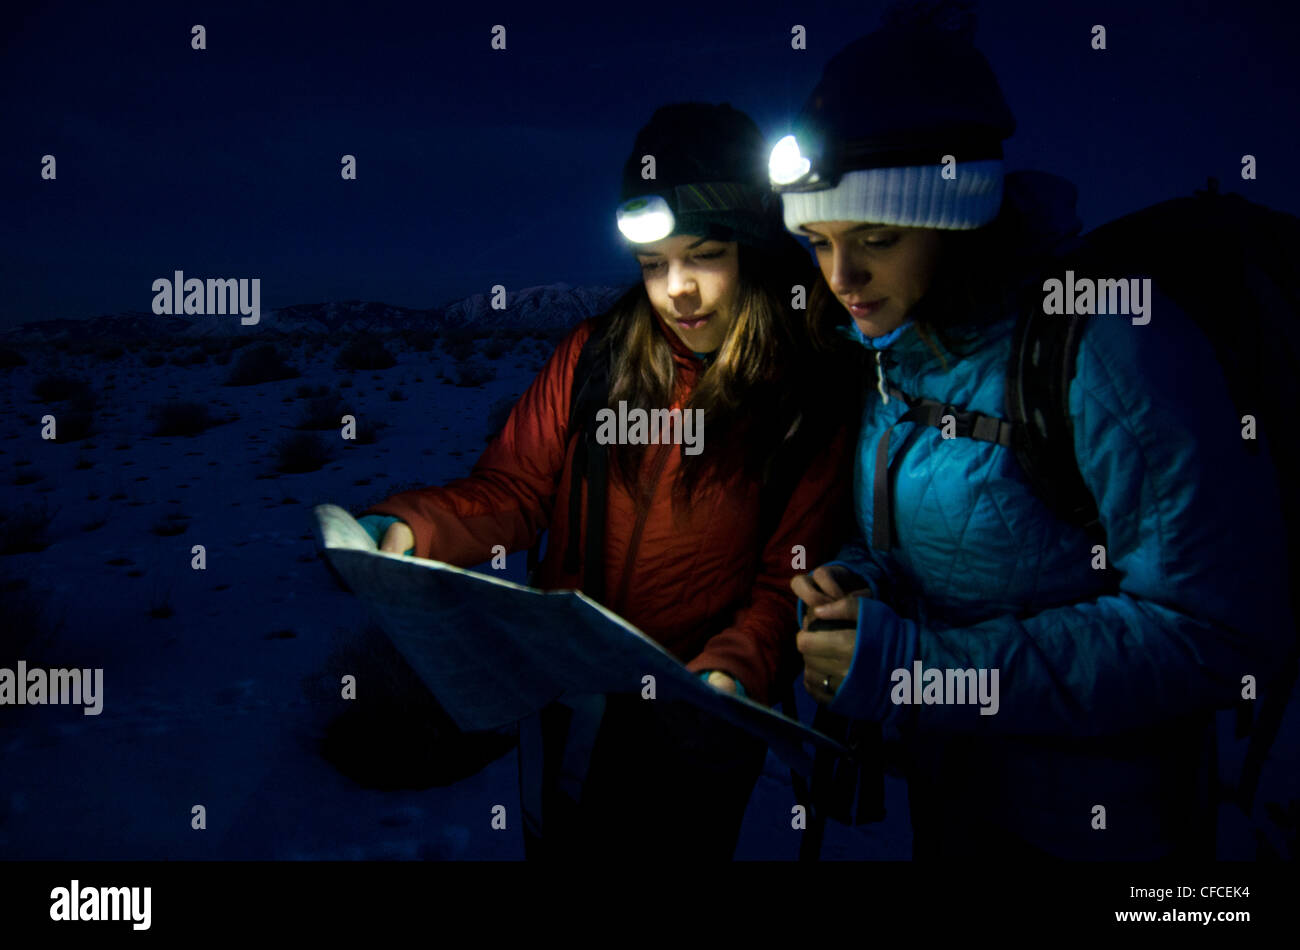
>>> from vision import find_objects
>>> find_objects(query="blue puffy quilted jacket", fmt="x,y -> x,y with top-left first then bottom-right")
822,181 -> 1295,858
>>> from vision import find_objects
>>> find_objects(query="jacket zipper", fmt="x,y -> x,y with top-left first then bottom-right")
875,350 -> 891,403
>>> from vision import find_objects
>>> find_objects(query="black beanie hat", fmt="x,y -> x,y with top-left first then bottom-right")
776,6 -> 1016,231
618,102 -> 785,247
799,19 -> 1015,168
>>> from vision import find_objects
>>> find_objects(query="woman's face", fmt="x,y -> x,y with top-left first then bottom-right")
634,234 -> 741,354
799,222 -> 944,339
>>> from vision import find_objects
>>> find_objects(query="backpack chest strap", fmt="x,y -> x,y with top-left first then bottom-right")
871,387 -> 1016,553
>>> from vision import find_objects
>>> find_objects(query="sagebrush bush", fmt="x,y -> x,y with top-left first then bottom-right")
0,347 -> 28,368
443,338 -> 476,363
275,431 -> 332,473
32,375 -> 90,403
225,343 -> 300,386
169,348 -> 208,367
482,334 -> 510,360
335,337 -> 396,371
150,511 -> 190,536
295,394 -> 349,430
0,500 -> 57,555
402,328 -> 439,352
454,362 -> 496,388
149,400 -> 220,437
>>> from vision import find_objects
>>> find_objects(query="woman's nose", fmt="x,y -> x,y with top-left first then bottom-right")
666,261 -> 696,298
829,245 -> 867,294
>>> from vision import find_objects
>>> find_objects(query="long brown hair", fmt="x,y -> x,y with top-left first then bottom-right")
600,235 -> 857,507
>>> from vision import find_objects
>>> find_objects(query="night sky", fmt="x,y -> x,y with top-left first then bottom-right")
2,0 -> 1297,327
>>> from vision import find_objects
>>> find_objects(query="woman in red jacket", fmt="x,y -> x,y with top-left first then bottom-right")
359,103 -> 856,858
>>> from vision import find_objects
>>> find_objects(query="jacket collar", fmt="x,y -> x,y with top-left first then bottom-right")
843,311 -> 1017,389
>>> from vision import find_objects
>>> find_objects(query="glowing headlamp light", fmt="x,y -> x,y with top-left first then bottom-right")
768,134 -> 813,187
616,194 -> 676,244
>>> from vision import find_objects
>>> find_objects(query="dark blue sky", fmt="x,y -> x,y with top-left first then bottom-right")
2,0 -> 1297,326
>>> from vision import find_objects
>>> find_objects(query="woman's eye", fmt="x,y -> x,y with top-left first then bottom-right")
862,235 -> 899,248
692,249 -> 725,261
808,240 -> 829,252
639,260 -> 664,272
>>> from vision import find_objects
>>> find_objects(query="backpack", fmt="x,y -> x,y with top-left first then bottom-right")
882,181 -> 1300,839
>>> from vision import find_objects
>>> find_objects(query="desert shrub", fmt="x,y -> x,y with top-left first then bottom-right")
275,431 -> 332,473
12,465 -> 45,485
453,362 -> 496,388
149,400 -> 221,437
150,511 -> 190,536
0,347 -> 27,368
225,343 -> 300,386
52,409 -> 95,442
353,418 -> 385,445
295,394 -> 350,431
169,348 -> 208,367
335,337 -> 396,371
148,580 -> 174,619
402,328 -> 439,352
482,333 -> 510,361
0,500 -> 57,554
443,338 -> 476,363
32,375 -> 90,403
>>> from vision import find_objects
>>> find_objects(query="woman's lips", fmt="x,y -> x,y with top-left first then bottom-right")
675,312 -> 712,330
847,298 -> 887,318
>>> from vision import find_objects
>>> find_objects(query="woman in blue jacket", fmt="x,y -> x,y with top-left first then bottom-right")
775,12 -> 1294,859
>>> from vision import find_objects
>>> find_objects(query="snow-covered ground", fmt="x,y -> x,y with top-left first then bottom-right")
0,323 -> 1293,860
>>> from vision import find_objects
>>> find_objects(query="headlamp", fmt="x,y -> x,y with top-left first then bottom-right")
768,134 -> 813,187
770,129 -> 1006,194
615,182 -> 769,244
768,132 -> 834,193
616,194 -> 675,243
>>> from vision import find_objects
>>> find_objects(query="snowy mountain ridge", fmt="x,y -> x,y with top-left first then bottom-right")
0,284 -> 629,343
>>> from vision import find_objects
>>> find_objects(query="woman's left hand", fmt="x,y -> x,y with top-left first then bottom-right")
798,595 -> 860,702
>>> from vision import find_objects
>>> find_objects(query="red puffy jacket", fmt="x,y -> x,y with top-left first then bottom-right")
362,310 -> 853,705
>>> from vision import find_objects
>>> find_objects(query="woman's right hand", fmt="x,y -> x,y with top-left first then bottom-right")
379,520 -> 416,555
790,564 -> 872,624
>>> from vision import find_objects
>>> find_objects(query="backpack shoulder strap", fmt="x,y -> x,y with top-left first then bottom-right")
557,311 -> 617,600
1005,299 -> 1102,537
